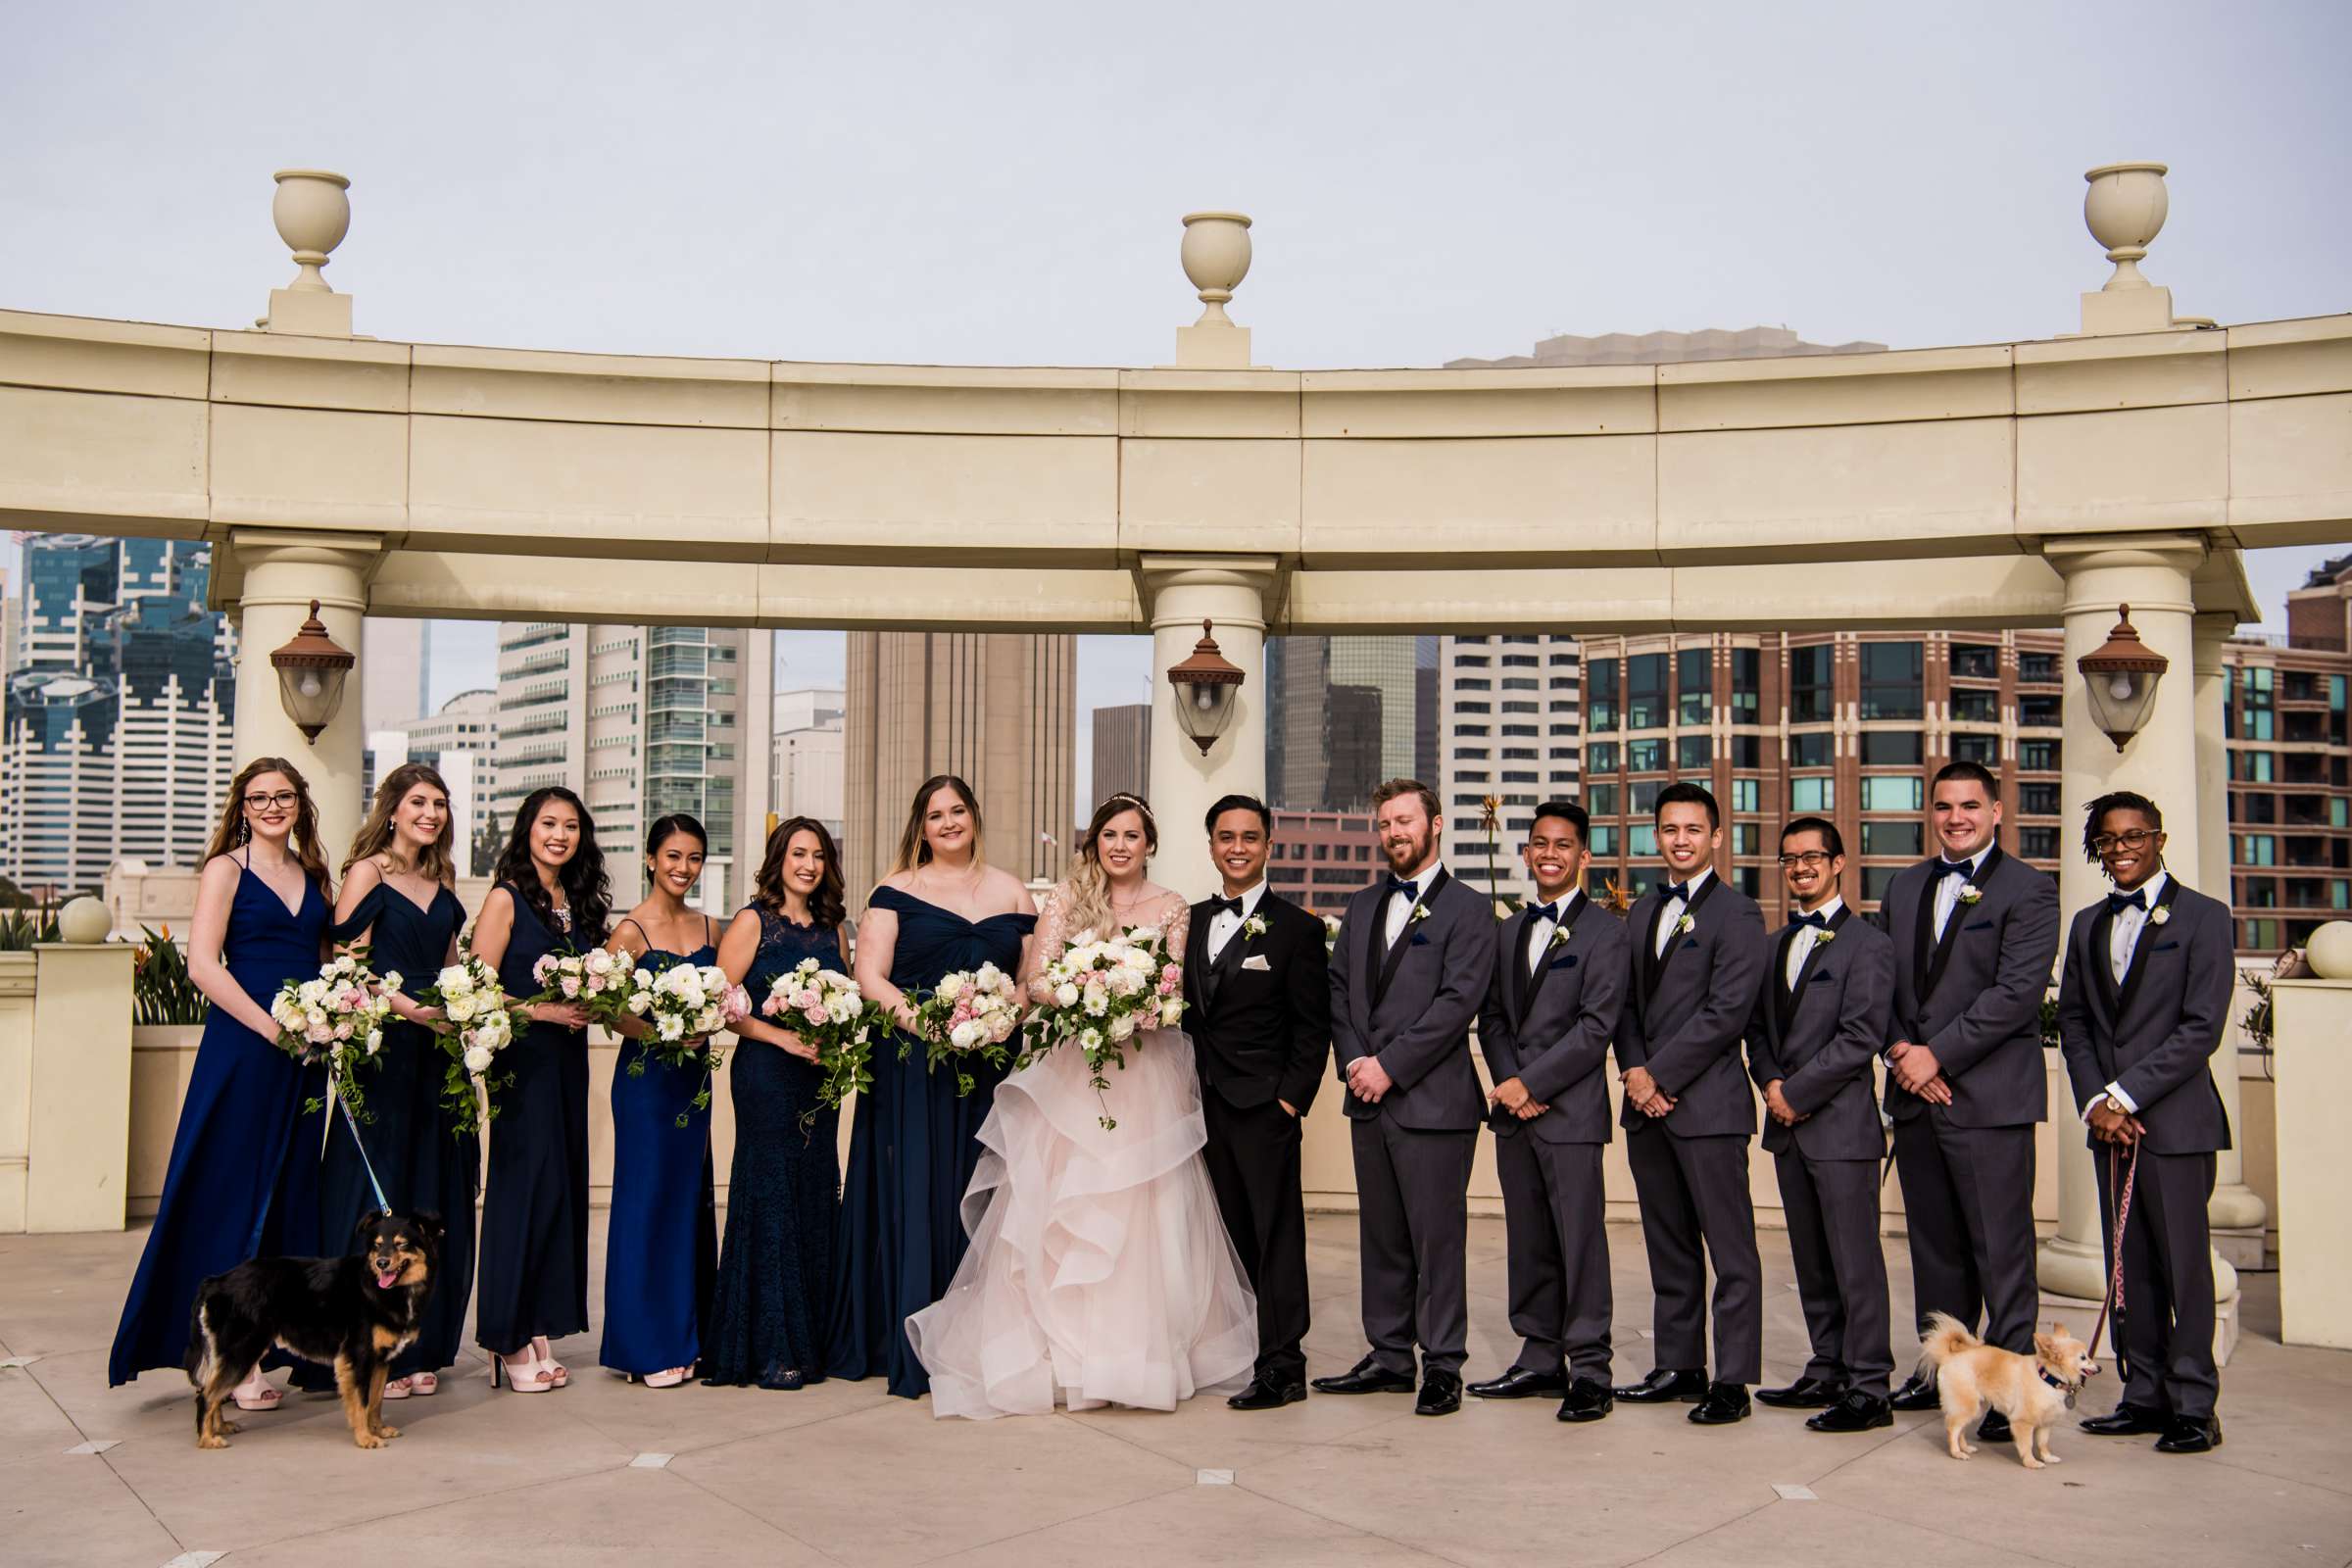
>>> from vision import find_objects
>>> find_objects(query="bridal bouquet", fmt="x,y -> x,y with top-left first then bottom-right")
615,959 -> 752,1126
413,956 -> 519,1135
1020,925 -> 1185,1130
763,956 -> 883,1119
524,944 -> 632,1015
269,951 -> 399,1120
905,962 -> 1019,1097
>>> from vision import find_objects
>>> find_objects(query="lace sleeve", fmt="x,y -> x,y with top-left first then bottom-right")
1024,885 -> 1070,1003
1154,889 -> 1193,966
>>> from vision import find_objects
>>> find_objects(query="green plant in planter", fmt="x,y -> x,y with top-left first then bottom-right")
132,926 -> 210,1026
0,904 -> 61,952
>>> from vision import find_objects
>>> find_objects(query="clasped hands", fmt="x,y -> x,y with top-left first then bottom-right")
2086,1096 -> 2146,1146
1886,1040 -> 1954,1106
1487,1076 -> 1549,1120
1346,1054 -> 1394,1102
1621,1065 -> 1675,1118
1762,1079 -> 1806,1127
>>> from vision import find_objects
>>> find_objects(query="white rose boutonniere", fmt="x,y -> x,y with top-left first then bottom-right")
1957,883 -> 1984,906
1675,912 -> 1696,937
1813,925 -> 1838,946
1411,902 -> 1432,924
1322,914 -> 1343,953
2148,904 -> 2172,927
1242,913 -> 1268,941
1548,922 -> 1575,950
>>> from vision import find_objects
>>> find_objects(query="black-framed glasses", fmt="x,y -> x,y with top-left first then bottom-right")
244,790 -> 300,810
1776,851 -> 1833,870
2090,828 -> 2161,855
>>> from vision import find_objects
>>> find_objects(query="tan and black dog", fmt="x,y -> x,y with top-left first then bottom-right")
185,1211 -> 441,1449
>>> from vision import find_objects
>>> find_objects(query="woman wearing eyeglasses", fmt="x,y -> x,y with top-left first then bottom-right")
109,759 -> 336,1404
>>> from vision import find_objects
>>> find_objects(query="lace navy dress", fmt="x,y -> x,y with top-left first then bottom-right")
827,886 -> 1035,1397
702,908 -> 844,1389
109,858 -> 329,1385
474,884 -> 591,1360
316,879 -> 474,1380
600,920 -> 720,1376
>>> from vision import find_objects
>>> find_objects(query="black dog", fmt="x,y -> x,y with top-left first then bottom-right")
184,1210 -> 441,1449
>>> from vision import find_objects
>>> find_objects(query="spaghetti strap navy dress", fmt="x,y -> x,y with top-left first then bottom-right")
600,921 -> 720,1377
314,880 -> 474,1382
827,886 -> 1034,1397
108,859 -> 329,1385
474,884 -> 591,1361
702,908 -> 842,1389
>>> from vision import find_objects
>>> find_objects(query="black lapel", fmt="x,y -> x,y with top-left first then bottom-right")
1629,897 -> 1660,1029
1518,893 -> 1591,1024
1373,867 -> 1446,1008
2109,876 -> 2183,1026
1642,873 -> 1720,1003
2087,901 -> 2123,1021
1777,904 -> 1848,1036
1205,898 -> 1253,1005
1504,910 -> 1533,1023
1185,903 -> 1213,1016
1770,925 -> 1806,1036
1919,847 -> 2002,1006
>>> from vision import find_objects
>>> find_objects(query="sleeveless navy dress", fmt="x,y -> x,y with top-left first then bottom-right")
474,884 -> 591,1358
703,909 -> 842,1388
109,859 -> 329,1385
600,925 -> 720,1376
315,881 -> 475,1380
827,887 -> 1034,1397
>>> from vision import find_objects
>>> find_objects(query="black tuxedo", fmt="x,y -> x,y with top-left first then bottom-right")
1186,887 -> 1331,1384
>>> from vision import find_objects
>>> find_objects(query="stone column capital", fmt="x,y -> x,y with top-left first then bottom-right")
2040,533 -> 2209,583
1134,554 -> 1283,631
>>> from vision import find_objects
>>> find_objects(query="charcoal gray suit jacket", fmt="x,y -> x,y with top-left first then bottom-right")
1329,866 -> 1499,1133
1615,872 -> 1768,1140
1476,894 -> 1629,1146
1746,906 -> 1896,1161
2054,878 -> 2234,1155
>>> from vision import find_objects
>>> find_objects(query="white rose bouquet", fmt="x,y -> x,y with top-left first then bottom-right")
269,950 -> 398,1121
905,962 -> 1020,1098
1019,925 -> 1186,1130
413,956 -> 520,1135
763,956 -> 884,1122
615,959 -> 752,1126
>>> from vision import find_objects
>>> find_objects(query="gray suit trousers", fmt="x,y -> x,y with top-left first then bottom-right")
1625,1128 -> 1762,1383
1351,1117 -> 1476,1376
1891,1114 -> 2038,1352
1494,1134 -> 1612,1383
1772,1150 -> 1893,1395
2095,1146 -> 2219,1420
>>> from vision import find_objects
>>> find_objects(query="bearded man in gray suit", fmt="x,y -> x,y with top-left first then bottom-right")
1311,779 -> 1498,1418
2058,791 -> 2233,1456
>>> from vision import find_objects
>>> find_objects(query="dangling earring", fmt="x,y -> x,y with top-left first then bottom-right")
239,815 -> 251,845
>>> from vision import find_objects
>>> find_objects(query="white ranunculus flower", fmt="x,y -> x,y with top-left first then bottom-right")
950,1018 -> 985,1052
1054,981 -> 1081,1008
936,972 -> 965,1002
445,993 -> 478,1023
1108,1013 -> 1136,1042
463,1045 -> 493,1073
627,989 -> 653,1015
380,970 -> 404,993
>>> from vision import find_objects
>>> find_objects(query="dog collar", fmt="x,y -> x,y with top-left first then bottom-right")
2038,1366 -> 2077,1396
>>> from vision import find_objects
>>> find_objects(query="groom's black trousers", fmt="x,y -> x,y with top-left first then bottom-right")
1201,1092 -> 1310,1385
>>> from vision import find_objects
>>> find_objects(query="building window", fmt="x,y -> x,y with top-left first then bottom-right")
1452,676 -> 1493,691
1861,820 -> 1923,858
1861,864 -> 1901,904
1789,645 -> 1834,723
2018,652 -> 2060,684
2019,695 -> 2060,728
1860,775 -> 1923,812
1859,641 -> 1924,721
1729,734 -> 1761,768
1453,723 -> 1490,737
1587,742 -> 1619,773
2239,751 -> 2275,783
1629,738 -> 1665,772
1588,825 -> 1616,857
1677,646 -> 1711,726
2241,834 -> 2277,866
1632,780 -> 1660,814
2242,792 -> 2276,824
1950,688 -> 1998,724
1952,734 -> 1999,765
2243,918 -> 2279,952
1731,822 -> 1759,856
1587,659 -> 1619,731
1788,730 -> 1834,768
2019,782 -> 2061,815
1860,730 -> 1923,766
2019,826 -> 2060,860
1630,824 -> 1657,858
1730,648 -> 1760,722
1627,654 -> 1669,730
1791,776 -> 1836,812
1951,642 -> 1999,680
1677,734 -> 1712,771
1730,778 -> 1759,814
1587,783 -> 1619,817
2020,738 -> 2060,771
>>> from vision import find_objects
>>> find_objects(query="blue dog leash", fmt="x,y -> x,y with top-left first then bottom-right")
331,1077 -> 395,1218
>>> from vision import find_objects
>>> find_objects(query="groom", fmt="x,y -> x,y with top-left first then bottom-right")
1188,794 -> 1332,1410
1313,778 -> 1497,1417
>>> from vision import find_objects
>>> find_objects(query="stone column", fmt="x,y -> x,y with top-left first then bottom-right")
228,530 -> 380,865
2194,612 -> 2270,1240
1142,557 -> 1275,903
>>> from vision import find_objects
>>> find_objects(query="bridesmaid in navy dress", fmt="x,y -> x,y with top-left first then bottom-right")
316,761 -> 473,1398
829,775 -> 1037,1397
469,786 -> 610,1393
602,813 -> 722,1386
109,759 -> 333,1402
705,816 -> 849,1390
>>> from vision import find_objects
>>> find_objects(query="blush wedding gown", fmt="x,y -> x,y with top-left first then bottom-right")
906,884 -> 1258,1419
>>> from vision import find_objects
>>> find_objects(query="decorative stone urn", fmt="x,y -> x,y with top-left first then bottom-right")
1180,212 -> 1252,325
272,169 -> 352,292
2305,919 -> 2352,980
2083,163 -> 2169,291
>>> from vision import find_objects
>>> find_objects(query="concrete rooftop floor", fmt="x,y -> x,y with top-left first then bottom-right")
5,1212 -> 2349,1568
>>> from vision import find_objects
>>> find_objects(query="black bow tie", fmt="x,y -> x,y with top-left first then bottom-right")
1531,900 -> 1564,924
1208,896 -> 1245,918
2107,888 -> 2148,913
1387,877 -> 1419,902
1664,881 -> 1693,904
1791,909 -> 1830,929
1929,858 -> 1975,880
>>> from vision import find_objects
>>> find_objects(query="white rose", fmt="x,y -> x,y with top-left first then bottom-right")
950,1018 -> 985,1052
445,994 -> 478,1024
1159,999 -> 1184,1028
1051,981 -> 1077,1008
380,970 -> 404,993
463,1045 -> 493,1073
1108,1013 -> 1136,1042
436,963 -> 468,994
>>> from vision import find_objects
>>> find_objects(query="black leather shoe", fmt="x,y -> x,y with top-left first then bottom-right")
1888,1373 -> 1940,1411
1805,1390 -> 1893,1433
1688,1381 -> 1751,1426
1468,1366 -> 1567,1400
1414,1369 -> 1463,1417
1611,1367 -> 1708,1404
1555,1379 -> 1614,1423
2154,1414 -> 2222,1454
1755,1375 -> 1842,1409
2080,1400 -> 2170,1436
1228,1377 -> 1307,1410
1977,1409 -> 2012,1445
1311,1357 -> 1416,1396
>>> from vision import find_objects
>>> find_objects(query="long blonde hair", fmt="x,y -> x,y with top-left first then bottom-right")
1060,792 -> 1158,938
205,757 -> 331,891
891,773 -> 986,875
344,761 -> 457,884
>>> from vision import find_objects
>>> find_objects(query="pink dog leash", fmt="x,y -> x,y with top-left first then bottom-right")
2086,1138 -> 2140,1383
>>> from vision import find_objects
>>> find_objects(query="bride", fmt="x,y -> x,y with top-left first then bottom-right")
907,792 -> 1258,1419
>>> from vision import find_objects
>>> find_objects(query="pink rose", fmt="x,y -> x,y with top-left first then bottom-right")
561,976 -> 581,999
804,1005 -> 828,1028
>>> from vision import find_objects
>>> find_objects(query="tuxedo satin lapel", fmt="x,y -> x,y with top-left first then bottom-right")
1185,904 -> 1213,1017
1520,894 -> 1589,1023
1919,847 -> 1999,1005
1770,925 -> 1806,1036
1502,910 -> 1533,1026
1781,904 -> 1850,1035
2111,877 -> 2183,1026
1204,907 -> 1250,1008
1373,868 -> 1448,1009
1643,874 -> 1719,1003
2087,902 -> 2122,1021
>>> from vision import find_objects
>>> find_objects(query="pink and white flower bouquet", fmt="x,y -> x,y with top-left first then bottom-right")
906,961 -> 1020,1097
269,951 -> 397,1119
763,956 -> 884,1116
1021,925 -> 1186,1129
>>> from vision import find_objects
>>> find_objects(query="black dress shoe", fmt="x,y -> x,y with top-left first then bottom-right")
1414,1369 -> 1463,1417
1689,1381 -> 1751,1425
1311,1357 -> 1416,1396
1228,1377 -> 1307,1410
1468,1366 -> 1567,1400
2154,1414 -> 2222,1454
1755,1375 -> 1842,1409
1611,1367 -> 1708,1404
1977,1409 -> 2013,1445
1805,1390 -> 1893,1433
1888,1373 -> 1940,1412
1555,1379 -> 1614,1423
2080,1400 -> 2170,1436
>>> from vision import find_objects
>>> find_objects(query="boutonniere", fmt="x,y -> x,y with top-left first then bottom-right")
1813,926 -> 1838,946
1548,922 -> 1575,950
1675,912 -> 1696,937
2147,905 -> 2172,927
1956,883 -> 1983,906
1411,902 -> 1432,924
1322,915 -> 1342,953
1242,913 -> 1268,940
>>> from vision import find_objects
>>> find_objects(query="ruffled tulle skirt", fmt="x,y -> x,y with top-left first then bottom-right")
906,1028 -> 1257,1419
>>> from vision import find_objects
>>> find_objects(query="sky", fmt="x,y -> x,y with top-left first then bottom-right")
5,1 -> 2348,788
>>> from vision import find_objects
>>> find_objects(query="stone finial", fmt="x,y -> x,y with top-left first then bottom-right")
264,170 -> 355,336
2078,163 -> 2185,337
1174,213 -> 1254,368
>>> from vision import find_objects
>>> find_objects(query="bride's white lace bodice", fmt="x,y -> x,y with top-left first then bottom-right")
1023,882 -> 1192,1004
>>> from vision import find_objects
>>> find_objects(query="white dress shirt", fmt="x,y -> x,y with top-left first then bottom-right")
1784,896 -> 1843,990
1205,878 -> 1269,964
1523,890 -> 1585,975
1653,866 -> 1714,958
1932,845 -> 1994,941
2082,869 -> 2170,1120
1385,860 -> 1445,950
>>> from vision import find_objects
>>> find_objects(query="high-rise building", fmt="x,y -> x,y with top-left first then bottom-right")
2226,555 -> 2352,953
1436,634 -> 1583,907
1265,636 -> 1418,811
367,688 -> 500,874
1090,703 -> 1151,812
1413,636 -> 1440,785
1265,808 -> 1379,916
843,632 -> 1075,906
360,617 -> 430,732
771,686 -> 847,841
1,564 -> 19,678
0,535 -> 235,894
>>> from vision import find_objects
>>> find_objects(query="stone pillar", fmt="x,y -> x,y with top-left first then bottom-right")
228,530 -> 380,865
2194,612 -> 2269,1242
2273,977 -> 2352,1348
23,943 -> 135,1232
1142,557 -> 1274,902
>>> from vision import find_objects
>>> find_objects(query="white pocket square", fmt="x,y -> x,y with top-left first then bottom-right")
1242,955 -> 1272,971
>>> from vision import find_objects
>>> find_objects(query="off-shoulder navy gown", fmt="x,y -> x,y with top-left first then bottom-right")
109,858 -> 329,1385
827,886 -> 1034,1397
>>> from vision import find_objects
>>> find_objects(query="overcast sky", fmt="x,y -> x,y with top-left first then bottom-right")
6,1 -> 2347,792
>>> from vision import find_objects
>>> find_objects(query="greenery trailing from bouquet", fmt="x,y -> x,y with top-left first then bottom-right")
1017,925 -> 1186,1131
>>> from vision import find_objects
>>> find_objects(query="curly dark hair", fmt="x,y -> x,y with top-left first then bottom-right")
2082,790 -> 2164,863
492,786 -> 612,946
755,816 -> 846,931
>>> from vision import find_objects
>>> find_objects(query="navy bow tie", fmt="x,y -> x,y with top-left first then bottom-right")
1387,877 -> 1419,902
1531,900 -> 1563,925
1791,909 -> 1830,929
2107,888 -> 2148,913
1929,858 -> 1975,880
1663,881 -> 1693,904
1208,896 -> 1245,917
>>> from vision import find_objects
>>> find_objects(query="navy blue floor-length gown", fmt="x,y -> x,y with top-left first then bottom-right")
600,923 -> 720,1376
474,885 -> 591,1358
109,859 -> 329,1385
827,886 -> 1034,1397
703,909 -> 842,1387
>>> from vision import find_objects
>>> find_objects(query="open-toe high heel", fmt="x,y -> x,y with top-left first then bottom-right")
492,1352 -> 555,1393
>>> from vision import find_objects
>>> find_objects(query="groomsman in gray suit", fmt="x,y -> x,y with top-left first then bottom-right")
1312,779 -> 1499,1417
1468,801 -> 1629,1424
2058,791 -> 2232,1455
1746,816 -> 1898,1433
1882,760 -> 2060,1446
1610,781 -> 1769,1427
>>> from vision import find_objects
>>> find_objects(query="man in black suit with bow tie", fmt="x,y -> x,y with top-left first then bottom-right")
1187,794 -> 1332,1410
1469,801 -> 1630,1423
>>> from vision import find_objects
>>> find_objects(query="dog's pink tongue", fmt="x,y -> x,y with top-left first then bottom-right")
376,1269 -> 399,1289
